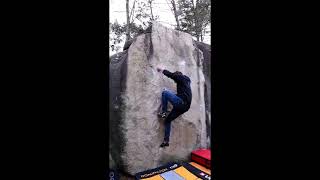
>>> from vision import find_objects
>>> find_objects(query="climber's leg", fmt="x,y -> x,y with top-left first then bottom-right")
162,109 -> 183,146
161,90 -> 183,113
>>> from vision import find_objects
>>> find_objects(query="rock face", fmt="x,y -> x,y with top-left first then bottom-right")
194,41 -> 212,146
109,22 -> 211,175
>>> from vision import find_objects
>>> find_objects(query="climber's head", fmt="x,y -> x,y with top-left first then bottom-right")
174,71 -> 183,76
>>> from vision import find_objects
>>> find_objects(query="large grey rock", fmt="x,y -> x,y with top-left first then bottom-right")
194,41 -> 212,146
109,22 -> 211,175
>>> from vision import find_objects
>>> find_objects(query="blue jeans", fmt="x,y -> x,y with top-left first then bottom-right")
161,90 -> 184,142
161,90 -> 183,113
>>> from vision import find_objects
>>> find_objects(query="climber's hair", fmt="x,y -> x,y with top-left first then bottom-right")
174,71 -> 183,76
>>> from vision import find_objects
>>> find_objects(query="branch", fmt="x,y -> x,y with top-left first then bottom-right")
134,16 -> 148,29
164,0 -> 175,14
129,0 -> 136,20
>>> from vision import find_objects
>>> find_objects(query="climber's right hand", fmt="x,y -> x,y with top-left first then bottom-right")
156,67 -> 163,73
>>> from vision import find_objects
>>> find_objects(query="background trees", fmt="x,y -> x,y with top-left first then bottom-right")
109,0 -> 211,55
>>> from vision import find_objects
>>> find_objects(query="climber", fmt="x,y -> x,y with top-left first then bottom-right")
156,67 -> 192,148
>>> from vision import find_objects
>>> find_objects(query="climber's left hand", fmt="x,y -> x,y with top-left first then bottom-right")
156,67 -> 163,73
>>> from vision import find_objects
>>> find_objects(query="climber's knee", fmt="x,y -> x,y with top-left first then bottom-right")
162,90 -> 170,97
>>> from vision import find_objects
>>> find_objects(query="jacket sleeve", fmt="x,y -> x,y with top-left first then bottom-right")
163,69 -> 182,83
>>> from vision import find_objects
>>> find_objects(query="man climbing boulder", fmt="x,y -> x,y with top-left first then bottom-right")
156,67 -> 192,148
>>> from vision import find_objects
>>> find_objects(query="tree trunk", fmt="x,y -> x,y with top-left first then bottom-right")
195,0 -> 200,40
191,0 -> 200,40
202,28 -> 205,42
126,0 -> 130,41
129,0 -> 136,23
171,0 -> 180,30
191,0 -> 195,27
149,0 -> 154,21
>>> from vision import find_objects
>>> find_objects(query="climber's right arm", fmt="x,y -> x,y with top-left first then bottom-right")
157,67 -> 182,82
162,69 -> 174,79
157,67 -> 172,77
163,70 -> 184,83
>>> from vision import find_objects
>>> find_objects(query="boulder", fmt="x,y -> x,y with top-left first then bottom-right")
194,41 -> 212,145
109,22 -> 211,175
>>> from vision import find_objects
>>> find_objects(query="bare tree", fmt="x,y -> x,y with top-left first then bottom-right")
171,0 -> 180,30
191,0 -> 200,41
129,0 -> 137,23
126,0 -> 138,41
134,0 -> 159,28
126,0 -> 130,41
148,0 -> 154,21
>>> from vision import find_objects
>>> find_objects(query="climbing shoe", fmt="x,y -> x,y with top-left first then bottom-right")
160,141 -> 169,148
158,112 -> 168,118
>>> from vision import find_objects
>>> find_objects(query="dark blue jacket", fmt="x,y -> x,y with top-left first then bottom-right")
163,70 -> 192,108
